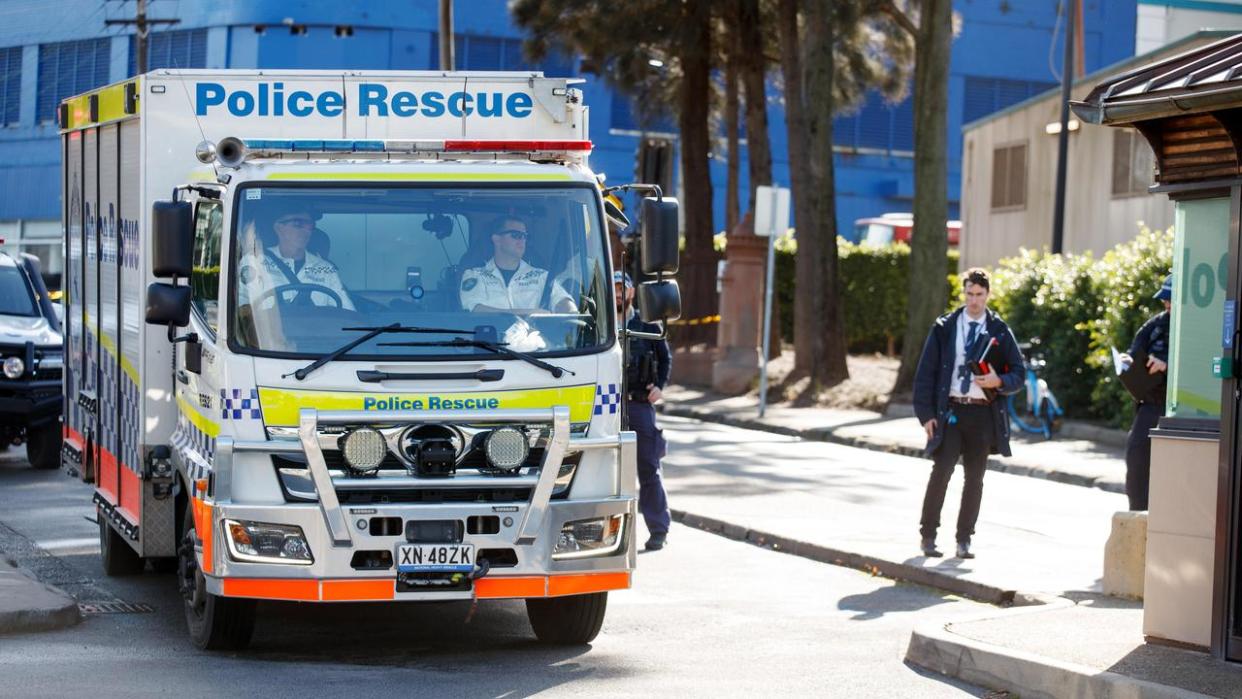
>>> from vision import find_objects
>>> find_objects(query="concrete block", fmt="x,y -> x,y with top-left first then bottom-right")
1102,511 -> 1146,600
1143,531 -> 1215,649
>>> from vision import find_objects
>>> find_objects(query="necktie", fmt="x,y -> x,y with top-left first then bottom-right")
960,321 -> 979,394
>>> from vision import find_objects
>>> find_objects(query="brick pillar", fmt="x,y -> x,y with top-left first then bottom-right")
712,213 -> 766,394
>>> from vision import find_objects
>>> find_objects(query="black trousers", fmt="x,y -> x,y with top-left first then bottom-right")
1125,402 -> 1163,511
919,404 -> 993,543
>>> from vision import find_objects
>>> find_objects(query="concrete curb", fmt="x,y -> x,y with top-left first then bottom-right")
905,609 -> 1211,699
661,404 -> 1126,495
672,509 -> 1025,606
0,556 -> 80,636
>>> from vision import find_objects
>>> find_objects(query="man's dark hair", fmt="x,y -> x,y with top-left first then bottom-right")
961,267 -> 990,291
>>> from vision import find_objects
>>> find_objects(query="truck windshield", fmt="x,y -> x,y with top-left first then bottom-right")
229,184 -> 613,359
0,263 -> 38,317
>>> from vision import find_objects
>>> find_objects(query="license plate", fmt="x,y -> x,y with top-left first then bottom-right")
395,543 -> 475,573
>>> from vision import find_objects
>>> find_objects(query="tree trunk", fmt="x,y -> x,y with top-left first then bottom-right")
676,0 -> 718,340
779,0 -> 813,376
894,0 -> 952,395
725,14 -> 740,235
739,0 -> 772,212
802,0 -> 848,387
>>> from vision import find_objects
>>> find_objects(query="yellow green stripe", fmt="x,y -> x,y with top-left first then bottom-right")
178,394 -> 221,438
63,80 -> 139,130
265,172 -> 574,181
85,313 -> 140,385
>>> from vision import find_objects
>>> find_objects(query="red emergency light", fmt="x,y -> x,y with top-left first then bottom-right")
442,139 -> 593,152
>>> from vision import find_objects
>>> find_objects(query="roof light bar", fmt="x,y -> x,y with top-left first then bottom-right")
443,139 -> 593,152
230,138 -> 592,160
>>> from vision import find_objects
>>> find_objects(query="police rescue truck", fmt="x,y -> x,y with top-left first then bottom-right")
58,70 -> 680,649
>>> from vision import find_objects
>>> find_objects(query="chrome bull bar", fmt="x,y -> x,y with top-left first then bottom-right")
212,406 -> 636,550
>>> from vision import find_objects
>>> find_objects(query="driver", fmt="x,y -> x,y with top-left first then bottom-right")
459,215 -> 576,314
237,203 -> 355,311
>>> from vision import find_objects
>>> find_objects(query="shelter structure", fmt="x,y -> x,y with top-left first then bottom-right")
1073,30 -> 1242,662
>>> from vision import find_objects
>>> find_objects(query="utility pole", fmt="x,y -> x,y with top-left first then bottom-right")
439,0 -> 454,71
105,0 -> 179,74
1050,0 -> 1077,255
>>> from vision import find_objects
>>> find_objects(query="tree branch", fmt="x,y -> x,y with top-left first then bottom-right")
880,1 -> 918,36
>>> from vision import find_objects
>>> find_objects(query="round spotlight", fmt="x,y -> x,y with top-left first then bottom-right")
2,356 -> 24,380
485,427 -> 529,471
341,428 -> 386,473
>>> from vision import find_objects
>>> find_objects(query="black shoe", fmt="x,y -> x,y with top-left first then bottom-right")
956,541 -> 975,559
921,537 -> 942,558
645,533 -> 667,551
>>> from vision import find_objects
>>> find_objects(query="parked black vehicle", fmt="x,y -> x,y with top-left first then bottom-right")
0,249 -> 63,469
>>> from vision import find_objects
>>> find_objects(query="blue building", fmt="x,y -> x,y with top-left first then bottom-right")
0,0 -> 1136,282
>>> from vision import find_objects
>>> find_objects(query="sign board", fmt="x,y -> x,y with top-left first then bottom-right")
753,185 -> 791,238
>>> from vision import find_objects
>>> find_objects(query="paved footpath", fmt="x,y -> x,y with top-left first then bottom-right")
661,385 -> 1129,494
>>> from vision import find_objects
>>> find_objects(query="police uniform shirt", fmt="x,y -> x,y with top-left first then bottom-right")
459,259 -> 572,312
1129,310 -> 1170,363
948,310 -> 988,401
237,247 -> 355,310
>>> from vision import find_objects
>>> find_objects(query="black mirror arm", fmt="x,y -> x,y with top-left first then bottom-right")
166,324 -> 199,345
602,183 -> 663,201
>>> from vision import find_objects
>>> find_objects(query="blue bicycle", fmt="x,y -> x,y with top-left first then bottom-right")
1007,339 -> 1064,439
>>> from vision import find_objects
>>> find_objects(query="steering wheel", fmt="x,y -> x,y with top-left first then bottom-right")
253,283 -> 343,309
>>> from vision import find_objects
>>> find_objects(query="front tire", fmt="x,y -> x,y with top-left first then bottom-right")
179,505 -> 254,650
99,510 -> 143,576
526,592 -> 608,645
26,424 -> 62,470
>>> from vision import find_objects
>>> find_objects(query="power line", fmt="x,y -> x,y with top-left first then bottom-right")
103,0 -> 178,74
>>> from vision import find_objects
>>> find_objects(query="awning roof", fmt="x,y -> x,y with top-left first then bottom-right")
1071,32 -> 1242,126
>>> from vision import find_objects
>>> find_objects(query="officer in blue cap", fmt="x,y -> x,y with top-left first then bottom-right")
1118,273 -> 1172,511
615,270 -> 672,551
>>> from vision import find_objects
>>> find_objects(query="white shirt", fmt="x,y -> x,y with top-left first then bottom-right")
237,247 -> 355,311
459,259 -> 573,312
949,310 -> 988,400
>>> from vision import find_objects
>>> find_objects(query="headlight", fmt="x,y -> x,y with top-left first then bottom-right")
552,514 -> 625,560
485,427 -> 529,471
2,356 -> 24,379
224,519 -> 313,565
341,428 -> 387,473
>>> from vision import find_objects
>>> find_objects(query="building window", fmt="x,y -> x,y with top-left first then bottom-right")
962,76 -> 1057,125
36,38 -> 111,123
128,28 -> 208,75
833,90 -> 914,154
991,142 -> 1027,210
428,33 -> 573,75
0,46 -> 21,126
1112,129 -> 1154,197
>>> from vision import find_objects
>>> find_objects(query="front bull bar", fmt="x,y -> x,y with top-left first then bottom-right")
210,406 -> 638,552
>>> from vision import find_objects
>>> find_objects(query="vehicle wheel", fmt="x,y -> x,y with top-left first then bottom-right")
99,510 -> 143,576
179,505 -> 254,650
26,424 -> 62,470
526,592 -> 608,645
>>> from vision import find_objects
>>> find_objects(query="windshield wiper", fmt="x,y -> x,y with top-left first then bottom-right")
378,338 -> 574,379
284,323 -> 474,381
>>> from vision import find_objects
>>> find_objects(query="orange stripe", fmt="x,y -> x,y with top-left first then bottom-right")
192,496 -> 213,575
322,579 -> 394,601
474,576 -> 547,599
547,572 -> 631,597
97,448 -> 118,503
119,466 -> 141,523
222,578 -> 319,601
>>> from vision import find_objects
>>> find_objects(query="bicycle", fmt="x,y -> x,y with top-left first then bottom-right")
1006,338 -> 1064,439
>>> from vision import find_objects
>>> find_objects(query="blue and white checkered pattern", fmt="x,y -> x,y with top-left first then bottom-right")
220,388 -> 261,421
98,343 -> 118,458
594,383 -> 620,415
119,370 -> 140,474
172,407 -> 216,483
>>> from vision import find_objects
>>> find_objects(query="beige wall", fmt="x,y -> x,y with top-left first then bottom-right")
960,80 -> 1175,269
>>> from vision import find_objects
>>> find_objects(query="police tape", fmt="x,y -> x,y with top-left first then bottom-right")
668,314 -> 721,326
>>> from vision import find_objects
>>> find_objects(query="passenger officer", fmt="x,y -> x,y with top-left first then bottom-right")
1118,274 -> 1172,511
460,215 -> 576,314
237,203 -> 355,310
616,271 -> 672,551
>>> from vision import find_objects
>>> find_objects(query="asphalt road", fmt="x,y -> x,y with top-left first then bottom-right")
0,425 -> 995,698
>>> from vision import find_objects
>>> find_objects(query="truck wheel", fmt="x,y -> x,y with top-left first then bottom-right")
179,506 -> 254,650
526,592 -> 608,645
99,511 -> 143,576
26,424 -> 62,470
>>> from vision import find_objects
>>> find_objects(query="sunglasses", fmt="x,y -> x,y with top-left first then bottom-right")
498,229 -> 528,240
277,218 -> 314,229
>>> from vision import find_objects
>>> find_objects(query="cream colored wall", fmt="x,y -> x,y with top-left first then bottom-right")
960,88 -> 1175,269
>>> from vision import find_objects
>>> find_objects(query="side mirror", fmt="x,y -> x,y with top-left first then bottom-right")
152,200 -> 194,277
637,280 -> 681,324
640,197 -> 679,275
145,283 -> 191,327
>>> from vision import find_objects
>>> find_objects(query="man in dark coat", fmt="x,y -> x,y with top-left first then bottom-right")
616,271 -> 672,551
913,268 -> 1025,559
1118,274 -> 1172,511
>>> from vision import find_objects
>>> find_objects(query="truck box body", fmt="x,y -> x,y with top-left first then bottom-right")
61,71 -> 639,632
